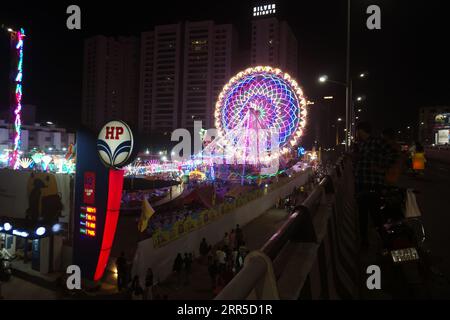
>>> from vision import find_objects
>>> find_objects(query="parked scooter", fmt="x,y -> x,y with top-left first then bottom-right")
376,187 -> 431,298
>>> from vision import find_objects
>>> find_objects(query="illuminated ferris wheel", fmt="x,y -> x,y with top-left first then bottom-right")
214,66 -> 307,163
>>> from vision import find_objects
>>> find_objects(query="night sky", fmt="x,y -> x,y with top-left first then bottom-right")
1,0 -> 449,139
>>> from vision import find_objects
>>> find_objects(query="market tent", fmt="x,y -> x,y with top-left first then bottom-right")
181,185 -> 222,208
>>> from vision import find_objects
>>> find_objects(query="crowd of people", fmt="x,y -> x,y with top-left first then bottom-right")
204,224 -> 249,295
165,224 -> 250,296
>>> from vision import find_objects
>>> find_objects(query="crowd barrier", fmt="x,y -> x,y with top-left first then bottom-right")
215,155 -> 360,300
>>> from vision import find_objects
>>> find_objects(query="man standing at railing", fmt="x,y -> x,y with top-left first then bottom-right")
353,122 -> 393,249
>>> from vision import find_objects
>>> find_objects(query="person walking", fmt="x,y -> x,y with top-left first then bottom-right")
130,275 -> 144,300
199,238 -> 210,264
144,267 -> 154,300
412,142 -> 426,175
228,230 -> 236,250
382,128 -> 403,185
235,250 -> 244,274
215,247 -> 227,274
115,252 -> 127,292
208,256 -> 218,290
235,224 -> 244,248
223,232 -> 230,250
173,253 -> 184,289
183,253 -> 192,285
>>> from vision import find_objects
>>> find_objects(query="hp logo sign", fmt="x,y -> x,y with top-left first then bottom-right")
96,120 -> 134,168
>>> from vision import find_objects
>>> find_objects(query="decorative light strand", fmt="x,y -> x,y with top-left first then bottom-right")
9,28 -> 25,170
215,66 -> 307,161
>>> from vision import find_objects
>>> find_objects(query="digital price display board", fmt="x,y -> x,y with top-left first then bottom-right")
80,206 -> 97,237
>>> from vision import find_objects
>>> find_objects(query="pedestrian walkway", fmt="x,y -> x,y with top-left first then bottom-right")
151,192 -> 307,300
151,208 -> 291,299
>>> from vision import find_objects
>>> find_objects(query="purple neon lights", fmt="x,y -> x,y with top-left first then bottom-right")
215,67 -> 307,155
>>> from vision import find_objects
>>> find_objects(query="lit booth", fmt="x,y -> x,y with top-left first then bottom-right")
0,169 -> 73,275
0,218 -> 66,273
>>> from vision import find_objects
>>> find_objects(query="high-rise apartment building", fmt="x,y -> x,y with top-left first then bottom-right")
181,21 -> 236,130
138,21 -> 236,134
251,3 -> 298,78
82,35 -> 139,132
84,22 -> 236,135
139,24 -> 184,134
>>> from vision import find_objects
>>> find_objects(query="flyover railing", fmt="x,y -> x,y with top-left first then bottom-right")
215,155 -> 360,300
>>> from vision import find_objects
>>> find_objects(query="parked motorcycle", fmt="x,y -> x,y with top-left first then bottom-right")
376,187 -> 431,298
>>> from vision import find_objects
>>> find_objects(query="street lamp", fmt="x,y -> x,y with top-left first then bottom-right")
318,71 -> 366,151
319,75 -> 328,83
336,117 -> 343,146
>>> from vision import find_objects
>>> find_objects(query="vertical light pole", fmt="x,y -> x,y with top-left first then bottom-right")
345,0 -> 351,151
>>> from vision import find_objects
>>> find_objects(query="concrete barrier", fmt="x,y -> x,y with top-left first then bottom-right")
130,168 -> 313,285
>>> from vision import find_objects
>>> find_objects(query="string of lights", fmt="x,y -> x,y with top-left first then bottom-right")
215,66 -> 308,160
9,27 -> 26,169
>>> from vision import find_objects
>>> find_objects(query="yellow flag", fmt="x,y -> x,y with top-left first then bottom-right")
138,198 -> 155,232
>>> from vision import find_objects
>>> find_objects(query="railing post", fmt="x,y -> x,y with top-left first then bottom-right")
245,251 -> 280,300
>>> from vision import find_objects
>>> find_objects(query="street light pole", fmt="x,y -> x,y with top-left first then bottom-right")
345,0 -> 351,151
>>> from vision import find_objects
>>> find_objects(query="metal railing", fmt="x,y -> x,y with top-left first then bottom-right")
215,155 -> 359,300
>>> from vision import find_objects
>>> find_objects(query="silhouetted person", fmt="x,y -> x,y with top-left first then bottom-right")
199,238 -> 209,257
144,268 -> 154,300
173,253 -> 184,288
116,252 -> 127,291
223,232 -> 230,250
183,253 -> 192,285
354,122 -> 391,248
208,257 -> 218,290
27,177 -> 46,222
382,128 -> 403,185
131,275 -> 143,299
235,224 -> 244,248
412,142 -> 426,174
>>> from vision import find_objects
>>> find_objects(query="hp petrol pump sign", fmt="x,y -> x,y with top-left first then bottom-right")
96,120 -> 134,168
